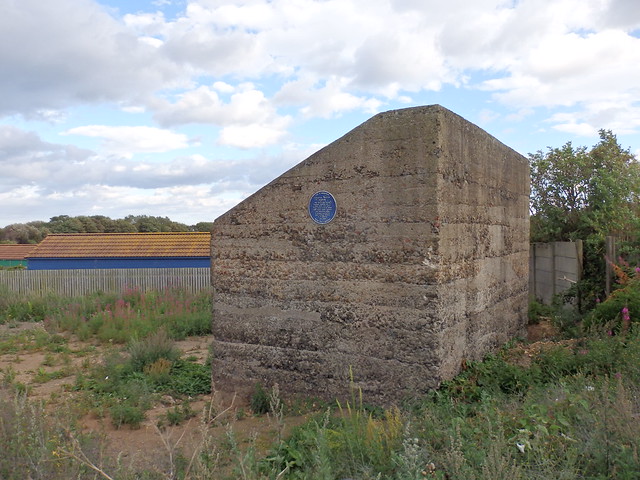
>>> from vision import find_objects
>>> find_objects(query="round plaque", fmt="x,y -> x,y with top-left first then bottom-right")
308,191 -> 337,224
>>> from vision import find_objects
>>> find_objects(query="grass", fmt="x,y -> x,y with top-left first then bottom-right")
72,332 -> 211,428
1,287 -> 213,432
0,385 -> 110,480
1,287 -> 639,478
249,335 -> 640,480
0,285 -> 212,341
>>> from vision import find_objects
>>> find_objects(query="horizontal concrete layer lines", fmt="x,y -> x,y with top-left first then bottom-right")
211,105 -> 530,405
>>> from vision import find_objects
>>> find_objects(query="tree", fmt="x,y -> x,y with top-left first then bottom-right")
0,214 -> 201,240
0,223 -> 43,244
530,130 -> 640,243
530,130 -> 640,306
49,215 -> 85,233
192,222 -> 214,232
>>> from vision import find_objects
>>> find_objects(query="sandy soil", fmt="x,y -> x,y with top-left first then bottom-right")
0,319 -> 561,475
0,323 -> 304,475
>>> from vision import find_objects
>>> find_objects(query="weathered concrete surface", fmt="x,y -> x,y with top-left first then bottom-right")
211,105 -> 530,405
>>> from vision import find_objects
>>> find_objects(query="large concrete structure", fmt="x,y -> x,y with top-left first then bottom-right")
211,105 -> 529,404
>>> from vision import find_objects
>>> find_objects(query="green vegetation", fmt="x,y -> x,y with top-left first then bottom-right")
73,329 -> 211,429
0,387 -> 111,480
1,127 -> 640,477
250,323 -> 640,480
529,130 -> 640,308
0,285 -> 638,478
1,287 -> 212,434
250,382 -> 271,415
0,286 -> 212,341
0,214 -> 214,244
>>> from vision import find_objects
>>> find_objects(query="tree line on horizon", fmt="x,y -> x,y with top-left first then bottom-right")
0,215 -> 214,244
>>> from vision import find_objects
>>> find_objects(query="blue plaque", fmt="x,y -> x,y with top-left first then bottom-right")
308,191 -> 337,224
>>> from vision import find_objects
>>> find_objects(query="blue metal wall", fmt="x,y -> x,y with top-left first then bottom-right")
28,257 -> 210,270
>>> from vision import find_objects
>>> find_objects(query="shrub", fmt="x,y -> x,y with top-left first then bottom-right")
584,277 -> 640,332
250,383 -> 270,414
0,291 -> 64,324
144,357 -> 173,386
162,402 -> 196,426
109,401 -> 146,429
439,352 -> 539,401
528,297 -> 554,325
169,360 -> 211,396
127,329 -> 180,372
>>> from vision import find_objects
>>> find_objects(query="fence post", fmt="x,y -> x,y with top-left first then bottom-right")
551,242 -> 557,297
575,239 -> 583,312
529,244 -> 536,300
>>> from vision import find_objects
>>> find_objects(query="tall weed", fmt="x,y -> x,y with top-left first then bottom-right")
128,329 -> 180,372
0,386 -> 107,479
44,287 -> 212,343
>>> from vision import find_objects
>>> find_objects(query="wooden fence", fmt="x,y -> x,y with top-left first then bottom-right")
0,268 -> 211,297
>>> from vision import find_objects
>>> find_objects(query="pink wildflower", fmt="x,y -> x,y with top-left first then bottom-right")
622,306 -> 631,334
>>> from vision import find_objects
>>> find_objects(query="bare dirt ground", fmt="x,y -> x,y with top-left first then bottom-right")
0,322 -> 312,475
0,320 -> 562,475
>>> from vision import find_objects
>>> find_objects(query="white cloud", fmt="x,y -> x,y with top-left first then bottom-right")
85,183 -> 244,223
2,0 -> 640,226
276,76 -> 382,118
152,84 -> 292,147
0,0 -> 184,117
218,121 -> 290,149
0,125 -> 93,189
0,124 -> 303,216
153,85 -> 277,125
62,125 -> 190,157
598,0 -> 640,31
212,82 -> 235,94
478,21 -> 640,113
549,101 -> 640,136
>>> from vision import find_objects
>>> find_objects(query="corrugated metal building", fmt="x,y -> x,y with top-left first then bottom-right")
26,232 -> 211,270
0,244 -> 36,268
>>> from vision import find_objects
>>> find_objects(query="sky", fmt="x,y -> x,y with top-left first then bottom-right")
1,0 -> 640,227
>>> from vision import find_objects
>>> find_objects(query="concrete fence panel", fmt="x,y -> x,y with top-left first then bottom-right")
530,241 -> 583,304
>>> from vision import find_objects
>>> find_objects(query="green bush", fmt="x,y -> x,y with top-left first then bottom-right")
167,311 -> 211,339
584,277 -> 640,332
0,290 -> 64,324
127,329 -> 180,372
109,401 -> 146,429
169,360 -> 211,396
250,382 -> 270,414
1,287 -> 212,342
162,402 -> 196,426
439,352 -> 539,402
528,297 -> 554,325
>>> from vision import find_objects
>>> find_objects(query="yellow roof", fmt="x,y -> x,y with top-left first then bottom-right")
0,244 -> 37,260
26,233 -> 211,258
